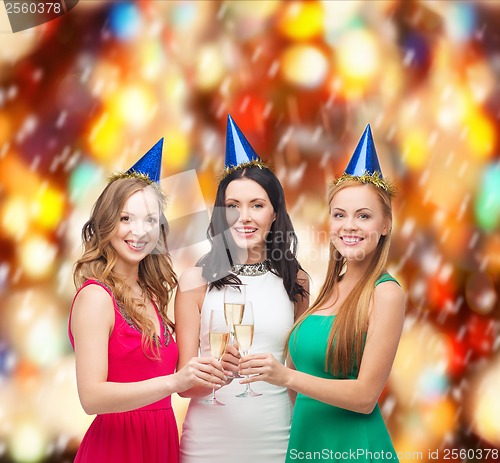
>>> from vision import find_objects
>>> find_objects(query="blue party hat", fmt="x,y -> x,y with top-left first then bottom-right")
335,125 -> 395,195
218,115 -> 269,182
225,115 -> 261,168
126,138 -> 163,183
344,124 -> 382,177
109,138 -> 164,185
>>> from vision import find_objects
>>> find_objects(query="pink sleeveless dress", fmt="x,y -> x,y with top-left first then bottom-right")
68,280 -> 179,463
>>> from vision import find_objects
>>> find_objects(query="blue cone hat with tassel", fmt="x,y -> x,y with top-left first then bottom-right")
109,138 -> 164,185
335,124 -> 395,196
126,138 -> 163,183
219,114 -> 268,181
344,124 -> 382,177
225,114 -> 261,168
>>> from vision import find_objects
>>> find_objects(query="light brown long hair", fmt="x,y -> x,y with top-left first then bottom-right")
73,177 -> 178,357
286,180 -> 393,377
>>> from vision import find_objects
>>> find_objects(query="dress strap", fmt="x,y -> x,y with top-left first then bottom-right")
375,273 -> 401,287
80,278 -> 113,295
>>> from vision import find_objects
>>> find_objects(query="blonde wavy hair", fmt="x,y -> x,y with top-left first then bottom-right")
73,177 -> 178,357
286,180 -> 393,377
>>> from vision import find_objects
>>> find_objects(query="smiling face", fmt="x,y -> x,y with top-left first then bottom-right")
225,177 -> 276,263
110,188 -> 161,273
329,184 -> 390,263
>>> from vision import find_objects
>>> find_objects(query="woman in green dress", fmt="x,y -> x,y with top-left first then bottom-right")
239,125 -> 405,462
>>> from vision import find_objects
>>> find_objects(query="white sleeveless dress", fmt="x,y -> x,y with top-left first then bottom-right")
179,270 -> 294,463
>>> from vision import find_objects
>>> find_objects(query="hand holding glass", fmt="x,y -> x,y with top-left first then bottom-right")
203,310 -> 230,406
234,301 -> 262,398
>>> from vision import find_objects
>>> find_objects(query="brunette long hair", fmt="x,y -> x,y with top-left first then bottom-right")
198,167 -> 307,302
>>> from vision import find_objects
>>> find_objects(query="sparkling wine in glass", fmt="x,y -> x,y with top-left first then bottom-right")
234,301 -> 262,398
202,310 -> 230,406
224,284 -> 246,378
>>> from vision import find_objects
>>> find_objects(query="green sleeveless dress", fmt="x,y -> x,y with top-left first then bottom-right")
286,274 -> 400,462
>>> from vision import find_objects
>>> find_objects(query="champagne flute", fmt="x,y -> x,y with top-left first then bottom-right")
224,284 -> 246,378
202,309 -> 230,406
234,301 -> 262,398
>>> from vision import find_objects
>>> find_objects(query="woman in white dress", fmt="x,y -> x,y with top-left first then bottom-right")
175,115 -> 309,463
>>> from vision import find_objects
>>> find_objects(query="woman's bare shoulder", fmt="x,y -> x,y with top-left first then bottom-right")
178,266 -> 208,292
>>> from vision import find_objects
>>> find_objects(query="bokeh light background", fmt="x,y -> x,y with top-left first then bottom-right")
0,1 -> 499,462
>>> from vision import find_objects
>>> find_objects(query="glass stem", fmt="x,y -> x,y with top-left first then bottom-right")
242,349 -> 250,389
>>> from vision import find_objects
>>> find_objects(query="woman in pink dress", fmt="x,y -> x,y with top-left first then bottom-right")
68,139 -> 225,463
